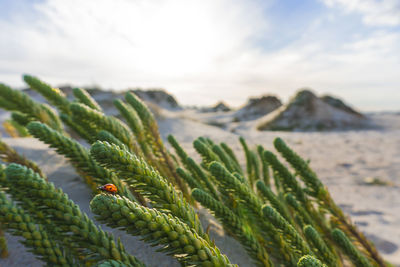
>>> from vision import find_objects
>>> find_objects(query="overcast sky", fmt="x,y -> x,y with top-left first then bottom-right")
0,0 -> 399,110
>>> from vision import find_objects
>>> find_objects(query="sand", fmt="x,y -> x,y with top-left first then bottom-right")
1,110 -> 400,266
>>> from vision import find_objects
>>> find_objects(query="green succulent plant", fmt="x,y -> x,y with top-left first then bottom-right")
0,75 -> 388,267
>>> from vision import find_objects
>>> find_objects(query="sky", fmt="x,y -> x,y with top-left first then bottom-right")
0,0 -> 399,111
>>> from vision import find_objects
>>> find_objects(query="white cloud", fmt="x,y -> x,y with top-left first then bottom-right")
322,0 -> 400,26
0,0 -> 399,111
0,0 -> 268,84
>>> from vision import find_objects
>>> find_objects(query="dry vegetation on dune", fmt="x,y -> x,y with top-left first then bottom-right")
0,75 -> 394,266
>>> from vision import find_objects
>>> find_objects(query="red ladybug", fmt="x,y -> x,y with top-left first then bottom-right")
98,184 -> 118,195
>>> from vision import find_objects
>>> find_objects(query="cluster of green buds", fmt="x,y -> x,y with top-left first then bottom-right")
26,121 -> 137,202
90,194 -> 234,267
23,75 -> 71,115
90,141 -> 206,240
192,188 -> 271,267
73,87 -> 103,112
0,191 -> 74,266
70,103 -> 137,151
4,163 -> 144,267
0,82 -> 62,131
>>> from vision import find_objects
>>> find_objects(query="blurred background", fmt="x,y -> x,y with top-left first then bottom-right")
0,0 -> 399,111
